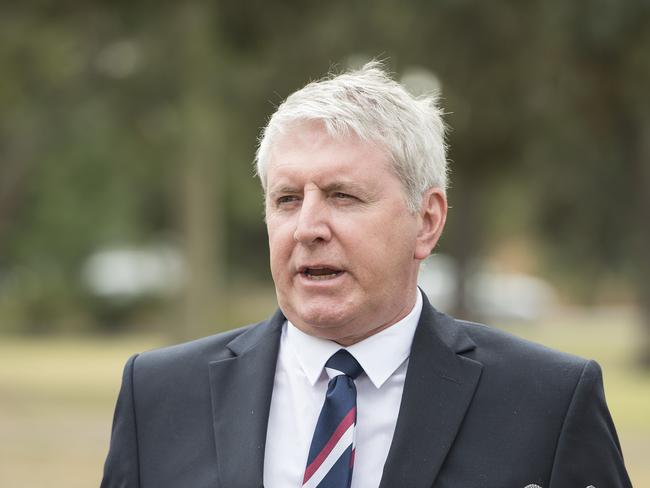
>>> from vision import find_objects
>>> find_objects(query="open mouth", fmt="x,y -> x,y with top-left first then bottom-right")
299,266 -> 344,281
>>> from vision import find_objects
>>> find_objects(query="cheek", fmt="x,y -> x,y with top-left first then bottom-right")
362,218 -> 418,265
343,229 -> 392,273
267,225 -> 293,274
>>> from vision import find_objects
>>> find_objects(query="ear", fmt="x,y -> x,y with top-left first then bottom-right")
414,187 -> 447,260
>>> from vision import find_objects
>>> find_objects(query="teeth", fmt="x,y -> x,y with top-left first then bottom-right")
308,273 -> 338,280
302,268 -> 341,280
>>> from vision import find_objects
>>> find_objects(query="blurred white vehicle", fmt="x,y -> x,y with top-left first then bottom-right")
82,244 -> 185,300
418,254 -> 558,322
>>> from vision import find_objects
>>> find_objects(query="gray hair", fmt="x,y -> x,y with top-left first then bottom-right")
255,61 -> 448,211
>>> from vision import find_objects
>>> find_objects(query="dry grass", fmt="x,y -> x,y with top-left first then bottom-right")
0,335 -> 164,488
0,307 -> 648,487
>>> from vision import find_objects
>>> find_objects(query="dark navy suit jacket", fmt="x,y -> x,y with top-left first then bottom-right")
101,294 -> 632,487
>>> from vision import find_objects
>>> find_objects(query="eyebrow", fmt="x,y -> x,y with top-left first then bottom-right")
322,181 -> 367,195
268,180 -> 368,196
267,186 -> 300,199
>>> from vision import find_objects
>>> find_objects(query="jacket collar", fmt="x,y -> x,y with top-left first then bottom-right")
379,293 -> 482,488
208,309 -> 284,488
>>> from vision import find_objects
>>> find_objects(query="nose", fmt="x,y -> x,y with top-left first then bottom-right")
293,191 -> 332,244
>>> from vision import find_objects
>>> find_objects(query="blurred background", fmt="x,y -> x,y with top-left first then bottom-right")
1,1 -> 649,486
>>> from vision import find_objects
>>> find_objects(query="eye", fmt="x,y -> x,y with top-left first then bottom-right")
276,195 -> 300,205
332,192 -> 355,200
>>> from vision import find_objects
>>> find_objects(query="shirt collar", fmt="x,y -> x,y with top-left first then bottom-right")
286,290 -> 423,389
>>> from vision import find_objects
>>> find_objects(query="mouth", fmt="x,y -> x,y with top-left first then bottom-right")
298,265 -> 345,281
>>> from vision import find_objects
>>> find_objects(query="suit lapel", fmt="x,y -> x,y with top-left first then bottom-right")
208,310 -> 285,488
379,297 -> 483,488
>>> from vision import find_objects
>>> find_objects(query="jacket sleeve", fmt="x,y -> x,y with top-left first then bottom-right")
549,360 -> 632,488
101,354 -> 141,488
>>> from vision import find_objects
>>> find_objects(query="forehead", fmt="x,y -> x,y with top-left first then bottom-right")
266,121 -> 394,188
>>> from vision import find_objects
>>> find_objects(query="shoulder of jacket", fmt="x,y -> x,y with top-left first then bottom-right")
133,320 -> 267,369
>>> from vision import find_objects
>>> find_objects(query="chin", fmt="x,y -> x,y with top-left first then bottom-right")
288,303 -> 352,332
298,308 -> 348,329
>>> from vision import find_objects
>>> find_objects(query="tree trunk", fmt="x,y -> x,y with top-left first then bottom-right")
637,117 -> 650,368
449,177 -> 482,321
176,3 -> 225,342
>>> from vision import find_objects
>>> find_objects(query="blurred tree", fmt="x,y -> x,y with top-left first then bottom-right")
527,0 -> 650,363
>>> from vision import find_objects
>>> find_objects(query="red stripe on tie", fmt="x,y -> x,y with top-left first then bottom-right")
303,407 -> 356,484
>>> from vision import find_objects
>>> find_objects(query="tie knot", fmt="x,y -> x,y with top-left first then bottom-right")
325,349 -> 363,379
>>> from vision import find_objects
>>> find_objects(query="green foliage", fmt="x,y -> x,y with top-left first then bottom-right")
1,1 -> 649,333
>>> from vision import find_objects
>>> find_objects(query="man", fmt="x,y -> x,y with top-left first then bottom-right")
102,63 -> 632,488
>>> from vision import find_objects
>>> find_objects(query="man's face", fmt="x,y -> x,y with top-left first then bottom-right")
265,121 -> 446,345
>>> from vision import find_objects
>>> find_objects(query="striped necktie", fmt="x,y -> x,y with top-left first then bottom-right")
303,349 -> 363,488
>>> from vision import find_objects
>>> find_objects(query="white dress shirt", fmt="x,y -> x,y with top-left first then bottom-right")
263,291 -> 423,488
